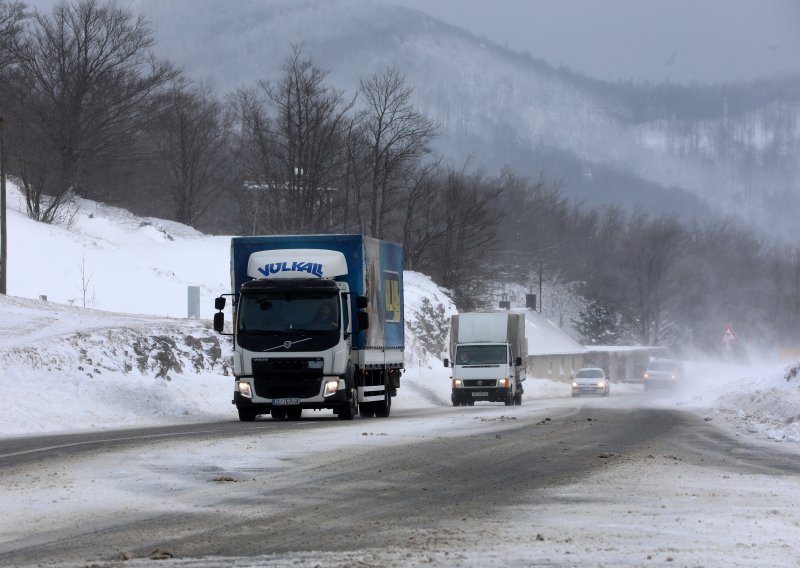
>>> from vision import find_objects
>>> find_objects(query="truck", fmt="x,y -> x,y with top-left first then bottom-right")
444,312 -> 527,406
213,234 -> 404,421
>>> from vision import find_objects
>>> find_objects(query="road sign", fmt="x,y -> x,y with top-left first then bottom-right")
721,326 -> 737,342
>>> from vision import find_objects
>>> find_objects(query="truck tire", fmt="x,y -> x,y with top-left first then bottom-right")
238,407 -> 257,422
375,386 -> 391,418
360,402 -> 375,418
504,394 -> 514,406
286,407 -> 302,420
514,391 -> 523,405
337,388 -> 357,420
270,408 -> 287,420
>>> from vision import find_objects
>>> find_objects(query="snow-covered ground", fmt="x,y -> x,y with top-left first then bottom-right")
1,183 -> 799,443
2,185 -> 800,567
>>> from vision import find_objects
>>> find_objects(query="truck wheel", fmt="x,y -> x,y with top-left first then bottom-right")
238,407 -> 257,422
514,391 -> 523,405
337,389 -> 357,420
467,400 -> 475,406
504,394 -> 514,406
286,407 -> 302,420
270,408 -> 287,420
375,389 -> 391,418
360,403 -> 375,418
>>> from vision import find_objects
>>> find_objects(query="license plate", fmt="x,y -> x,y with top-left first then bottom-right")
472,392 -> 488,397
272,398 -> 301,406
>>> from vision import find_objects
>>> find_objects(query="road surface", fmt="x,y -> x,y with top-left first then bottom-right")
1,399 -> 799,567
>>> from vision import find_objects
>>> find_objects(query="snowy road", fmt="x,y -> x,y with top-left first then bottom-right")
2,400 -> 799,567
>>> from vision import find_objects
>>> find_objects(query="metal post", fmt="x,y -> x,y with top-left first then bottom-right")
538,260 -> 543,314
0,116 -> 7,295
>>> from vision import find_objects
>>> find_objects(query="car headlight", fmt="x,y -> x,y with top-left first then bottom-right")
572,382 -> 578,388
237,381 -> 253,399
452,379 -> 462,389
597,381 -> 605,388
323,379 -> 339,397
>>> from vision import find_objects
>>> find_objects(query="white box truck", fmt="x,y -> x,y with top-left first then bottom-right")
444,312 -> 527,406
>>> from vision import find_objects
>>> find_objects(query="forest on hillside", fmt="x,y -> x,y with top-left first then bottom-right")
1,0 -> 799,353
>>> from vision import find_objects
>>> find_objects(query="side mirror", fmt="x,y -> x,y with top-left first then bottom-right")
515,357 -> 522,367
443,359 -> 450,368
355,295 -> 369,309
215,296 -> 226,310
356,311 -> 369,330
213,312 -> 225,333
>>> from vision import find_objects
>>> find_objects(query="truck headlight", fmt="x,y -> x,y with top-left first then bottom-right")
323,379 -> 340,397
572,381 -> 578,388
452,379 -> 462,389
498,378 -> 510,388
237,381 -> 253,399
597,381 -> 606,388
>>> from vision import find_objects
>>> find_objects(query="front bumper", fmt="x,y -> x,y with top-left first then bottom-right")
572,385 -> 606,396
233,376 -> 347,411
452,387 -> 511,403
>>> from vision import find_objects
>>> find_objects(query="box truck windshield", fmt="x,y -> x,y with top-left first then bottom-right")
456,344 -> 507,365
238,291 -> 340,333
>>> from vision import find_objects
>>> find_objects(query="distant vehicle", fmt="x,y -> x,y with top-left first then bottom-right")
444,312 -> 527,406
571,367 -> 609,397
643,358 -> 684,390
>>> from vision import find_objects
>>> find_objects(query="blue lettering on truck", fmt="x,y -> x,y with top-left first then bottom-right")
256,261 -> 324,278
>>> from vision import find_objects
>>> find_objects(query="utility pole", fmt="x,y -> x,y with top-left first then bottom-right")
538,260 -> 543,314
0,116 -> 7,294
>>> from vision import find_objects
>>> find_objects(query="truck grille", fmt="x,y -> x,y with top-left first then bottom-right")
463,379 -> 497,387
251,358 -> 324,399
254,376 -> 322,399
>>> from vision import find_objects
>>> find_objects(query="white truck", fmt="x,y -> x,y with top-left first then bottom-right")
444,312 -> 527,406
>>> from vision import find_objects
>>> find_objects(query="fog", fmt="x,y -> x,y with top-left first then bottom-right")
376,0 -> 800,83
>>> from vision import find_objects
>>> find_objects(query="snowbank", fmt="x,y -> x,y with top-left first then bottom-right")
1,183 -> 799,444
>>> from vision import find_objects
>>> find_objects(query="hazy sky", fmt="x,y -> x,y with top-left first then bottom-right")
375,0 -> 800,83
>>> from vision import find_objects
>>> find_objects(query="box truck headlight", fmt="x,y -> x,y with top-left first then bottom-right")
498,378 -> 510,388
644,373 -> 649,379
237,381 -> 253,399
452,379 -> 462,389
572,381 -> 578,388
323,379 -> 340,397
597,381 -> 606,388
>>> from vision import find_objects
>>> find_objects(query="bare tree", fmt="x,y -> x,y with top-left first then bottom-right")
148,79 -> 231,227
359,68 -> 437,239
234,47 -> 353,235
428,167 -> 504,310
6,0 -> 175,222
0,0 -> 25,72
621,212 -> 683,345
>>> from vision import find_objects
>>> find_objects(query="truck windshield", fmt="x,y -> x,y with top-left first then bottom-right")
456,345 -> 507,365
237,291 -> 340,333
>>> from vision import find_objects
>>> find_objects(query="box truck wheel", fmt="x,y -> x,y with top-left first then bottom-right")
287,407 -> 302,420
375,372 -> 391,418
337,388 -> 357,420
271,408 -> 288,420
360,402 -> 375,418
237,407 -> 257,422
514,391 -> 523,405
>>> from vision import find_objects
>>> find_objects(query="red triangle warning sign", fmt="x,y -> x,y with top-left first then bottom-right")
721,326 -> 737,342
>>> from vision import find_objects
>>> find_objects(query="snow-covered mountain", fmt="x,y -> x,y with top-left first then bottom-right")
140,0 -> 800,237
